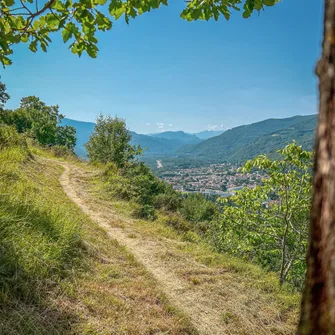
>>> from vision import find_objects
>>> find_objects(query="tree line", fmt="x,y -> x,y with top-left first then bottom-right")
0,85 -> 76,150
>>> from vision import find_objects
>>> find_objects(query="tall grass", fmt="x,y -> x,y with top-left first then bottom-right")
0,137 -> 82,333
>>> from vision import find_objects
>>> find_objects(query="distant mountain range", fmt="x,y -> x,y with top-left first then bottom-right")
150,131 -> 202,144
61,118 -> 223,158
62,114 -> 317,163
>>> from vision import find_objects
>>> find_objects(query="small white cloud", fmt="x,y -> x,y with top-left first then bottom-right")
207,124 -> 227,131
146,123 -> 150,126
156,122 -> 165,130
168,124 -> 173,127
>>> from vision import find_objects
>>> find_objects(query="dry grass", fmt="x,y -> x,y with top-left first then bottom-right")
59,161 -> 300,335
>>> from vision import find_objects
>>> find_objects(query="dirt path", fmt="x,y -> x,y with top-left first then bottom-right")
58,162 -> 296,335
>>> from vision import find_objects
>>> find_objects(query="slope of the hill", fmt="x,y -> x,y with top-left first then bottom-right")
130,131 -> 189,155
194,130 -> 225,140
186,115 -> 317,162
0,143 -> 196,334
150,131 -> 202,144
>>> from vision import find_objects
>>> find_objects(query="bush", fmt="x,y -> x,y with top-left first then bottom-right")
104,162 -> 166,218
131,202 -> 157,220
155,185 -> 183,211
0,125 -> 24,149
85,114 -> 142,166
102,162 -> 119,177
104,174 -> 134,201
50,145 -> 75,158
181,193 -> 217,225
159,213 -> 191,232
1,96 -> 77,150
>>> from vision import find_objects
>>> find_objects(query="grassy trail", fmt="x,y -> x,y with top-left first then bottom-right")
58,160 -> 298,335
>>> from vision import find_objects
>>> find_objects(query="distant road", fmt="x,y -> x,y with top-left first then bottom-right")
157,160 -> 163,168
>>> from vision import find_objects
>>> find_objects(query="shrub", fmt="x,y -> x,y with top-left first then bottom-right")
131,202 -> 157,220
155,185 -> 183,211
1,96 -> 77,149
180,193 -> 217,225
0,125 -> 22,149
104,174 -> 134,201
160,213 -> 191,232
50,145 -> 75,158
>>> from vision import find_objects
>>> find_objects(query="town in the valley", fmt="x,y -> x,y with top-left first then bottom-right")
156,162 -> 264,197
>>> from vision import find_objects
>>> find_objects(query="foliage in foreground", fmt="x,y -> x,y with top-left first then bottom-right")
0,0 -> 279,66
211,142 -> 312,289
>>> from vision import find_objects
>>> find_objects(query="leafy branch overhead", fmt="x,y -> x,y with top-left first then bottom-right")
0,0 -> 279,66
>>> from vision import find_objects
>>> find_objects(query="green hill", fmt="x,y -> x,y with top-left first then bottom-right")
184,115 -> 317,162
194,130 -> 225,140
150,131 -> 202,144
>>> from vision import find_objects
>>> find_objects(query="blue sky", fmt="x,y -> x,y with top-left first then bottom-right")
2,0 -> 323,134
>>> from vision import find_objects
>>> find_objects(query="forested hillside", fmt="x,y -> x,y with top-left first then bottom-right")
194,130 -> 225,140
150,131 -> 202,144
184,115 -> 316,162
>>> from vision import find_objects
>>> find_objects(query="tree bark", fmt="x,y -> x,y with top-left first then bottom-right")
297,1 -> 335,334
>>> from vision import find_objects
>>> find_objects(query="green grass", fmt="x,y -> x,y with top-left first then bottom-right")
0,144 -> 82,333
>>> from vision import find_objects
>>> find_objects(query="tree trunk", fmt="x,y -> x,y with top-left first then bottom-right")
297,1 -> 335,334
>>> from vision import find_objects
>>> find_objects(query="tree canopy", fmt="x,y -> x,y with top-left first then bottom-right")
85,114 -> 142,166
0,0 -> 279,66
0,94 -> 77,149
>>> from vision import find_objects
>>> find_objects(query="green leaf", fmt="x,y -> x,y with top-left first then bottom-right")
110,5 -> 126,20
29,40 -> 38,52
40,41 -> 47,52
95,12 -> 112,30
52,0 -> 66,11
263,0 -> 276,6
62,28 -> 72,42
4,0 -> 14,6
20,34 -> 29,43
45,14 -> 59,29
86,44 -> 97,58
1,56 -> 12,66
242,10 -> 251,18
94,0 -> 107,4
